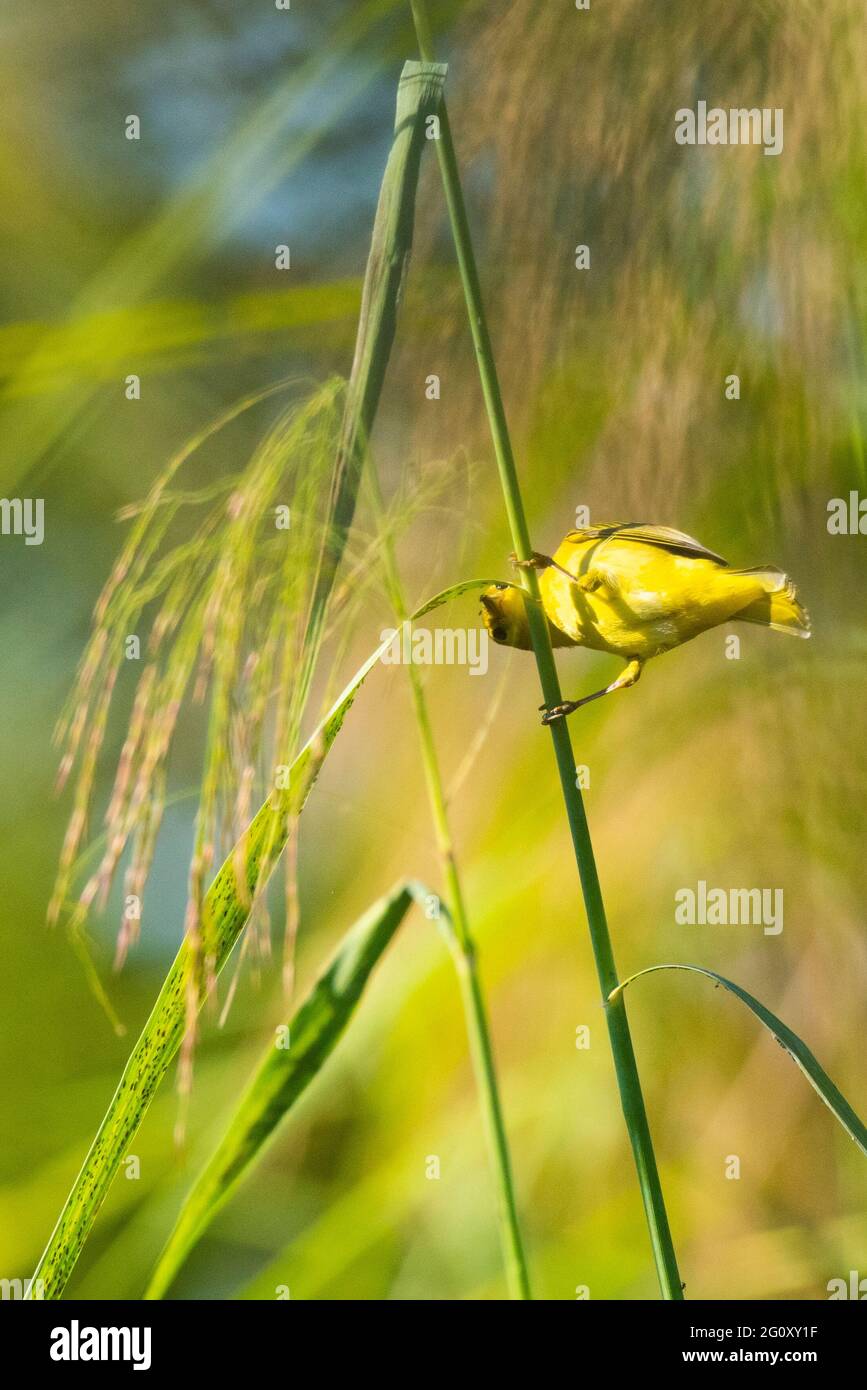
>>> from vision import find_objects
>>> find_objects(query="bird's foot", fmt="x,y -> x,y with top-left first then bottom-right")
539,699 -> 581,724
509,550 -> 553,572
540,660 -> 644,724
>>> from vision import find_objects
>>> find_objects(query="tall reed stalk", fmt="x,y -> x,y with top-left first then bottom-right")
367,463 -> 530,1299
296,54 -> 529,1296
409,0 -> 683,1299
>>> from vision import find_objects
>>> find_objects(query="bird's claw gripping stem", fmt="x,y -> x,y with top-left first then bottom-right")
511,550 -> 581,583
538,659 -> 644,724
509,550 -> 553,572
539,700 -> 579,725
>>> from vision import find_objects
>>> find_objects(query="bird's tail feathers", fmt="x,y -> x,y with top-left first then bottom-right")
733,566 -> 811,638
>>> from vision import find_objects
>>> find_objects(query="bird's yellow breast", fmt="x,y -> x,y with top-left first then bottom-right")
540,534 -> 765,659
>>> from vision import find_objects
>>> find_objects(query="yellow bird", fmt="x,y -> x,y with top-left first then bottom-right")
480,523 -> 810,723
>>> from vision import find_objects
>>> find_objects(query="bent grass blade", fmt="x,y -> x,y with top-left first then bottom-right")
296,59 -> 447,715
145,880 -> 434,1299
610,965 -> 867,1156
27,579 -> 503,1300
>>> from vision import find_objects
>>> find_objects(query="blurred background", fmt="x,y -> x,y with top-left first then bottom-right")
1,0 -> 866,1300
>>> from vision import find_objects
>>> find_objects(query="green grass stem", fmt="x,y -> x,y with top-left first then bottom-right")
367,463 -> 531,1299
410,0 -> 683,1299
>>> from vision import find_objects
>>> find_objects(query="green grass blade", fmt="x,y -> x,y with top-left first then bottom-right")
27,578 -> 499,1300
144,880 -> 428,1299
611,966 -> 867,1156
297,59 -> 447,714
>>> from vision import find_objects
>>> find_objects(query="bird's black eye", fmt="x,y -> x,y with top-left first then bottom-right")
494,583 -> 507,591
492,625 -> 506,642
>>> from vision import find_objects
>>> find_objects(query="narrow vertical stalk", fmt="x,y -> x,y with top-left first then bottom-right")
410,1 -> 683,1299
368,466 -> 531,1299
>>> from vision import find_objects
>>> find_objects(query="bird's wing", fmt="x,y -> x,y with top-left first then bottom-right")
565,523 -> 728,567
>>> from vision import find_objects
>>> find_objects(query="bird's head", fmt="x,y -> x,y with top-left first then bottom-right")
480,584 -> 532,650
